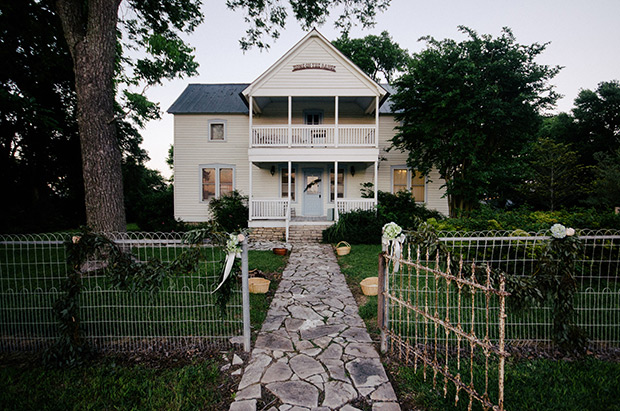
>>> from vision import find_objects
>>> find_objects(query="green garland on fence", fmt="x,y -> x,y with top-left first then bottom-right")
408,222 -> 542,311
537,226 -> 587,353
44,225 -> 238,367
407,222 -> 587,354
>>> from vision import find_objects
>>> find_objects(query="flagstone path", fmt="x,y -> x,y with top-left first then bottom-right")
229,243 -> 400,411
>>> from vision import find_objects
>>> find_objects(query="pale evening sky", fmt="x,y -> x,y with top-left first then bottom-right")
138,0 -> 620,178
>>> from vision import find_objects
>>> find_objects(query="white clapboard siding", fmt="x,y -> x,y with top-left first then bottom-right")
377,116 -> 450,216
173,114 -> 249,221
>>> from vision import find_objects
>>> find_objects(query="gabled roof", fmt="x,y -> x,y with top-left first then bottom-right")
242,29 -> 388,100
167,84 -> 249,114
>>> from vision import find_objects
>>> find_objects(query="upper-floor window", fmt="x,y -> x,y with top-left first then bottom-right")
201,164 -> 234,201
392,167 -> 426,203
208,119 -> 227,141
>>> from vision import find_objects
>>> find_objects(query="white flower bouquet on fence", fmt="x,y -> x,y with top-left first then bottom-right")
383,222 -> 406,272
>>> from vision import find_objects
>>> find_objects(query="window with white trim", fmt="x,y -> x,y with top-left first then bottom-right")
208,120 -> 227,141
392,167 -> 426,202
201,165 -> 234,201
281,168 -> 296,201
329,168 -> 345,202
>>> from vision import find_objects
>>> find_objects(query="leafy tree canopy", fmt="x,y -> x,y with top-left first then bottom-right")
589,149 -> 620,209
332,30 -> 410,83
519,137 -> 588,211
390,26 -> 560,216
227,0 -> 391,50
51,0 -> 391,232
571,80 -> 620,166
0,0 -> 84,232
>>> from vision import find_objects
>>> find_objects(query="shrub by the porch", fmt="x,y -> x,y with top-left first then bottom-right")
322,210 -> 382,244
208,190 -> 249,232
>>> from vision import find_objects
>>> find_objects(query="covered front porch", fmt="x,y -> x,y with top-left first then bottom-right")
248,159 -> 378,241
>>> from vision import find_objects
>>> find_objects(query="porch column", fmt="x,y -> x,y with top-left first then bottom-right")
374,160 -> 378,207
375,95 -> 379,148
248,162 -> 253,222
249,95 -> 253,147
334,161 -> 339,221
288,96 -> 292,148
334,96 -> 339,147
287,161 -> 291,242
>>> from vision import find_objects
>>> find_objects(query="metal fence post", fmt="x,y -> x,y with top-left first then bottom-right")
241,235 -> 251,352
378,251 -> 389,353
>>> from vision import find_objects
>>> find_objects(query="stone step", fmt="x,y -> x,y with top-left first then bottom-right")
288,225 -> 331,243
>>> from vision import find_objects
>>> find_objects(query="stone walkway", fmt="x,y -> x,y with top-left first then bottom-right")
230,244 -> 400,411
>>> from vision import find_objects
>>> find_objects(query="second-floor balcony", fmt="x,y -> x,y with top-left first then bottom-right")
251,124 -> 376,148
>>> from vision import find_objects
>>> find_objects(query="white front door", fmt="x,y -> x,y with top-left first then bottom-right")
302,169 -> 323,216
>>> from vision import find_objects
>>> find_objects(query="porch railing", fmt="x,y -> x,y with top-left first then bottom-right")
336,198 -> 376,213
250,199 -> 289,219
251,125 -> 376,147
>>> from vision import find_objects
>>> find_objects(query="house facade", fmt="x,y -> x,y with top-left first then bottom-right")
168,29 -> 448,241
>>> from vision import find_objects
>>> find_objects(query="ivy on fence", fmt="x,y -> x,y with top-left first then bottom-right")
537,224 -> 587,353
407,222 -> 587,354
44,226 -> 239,367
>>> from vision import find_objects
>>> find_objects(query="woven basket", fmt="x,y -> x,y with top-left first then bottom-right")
249,277 -> 270,294
360,277 -> 378,296
336,241 -> 351,256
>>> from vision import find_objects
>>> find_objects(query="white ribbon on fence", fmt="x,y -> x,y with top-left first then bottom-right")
382,222 -> 406,273
212,233 -> 244,293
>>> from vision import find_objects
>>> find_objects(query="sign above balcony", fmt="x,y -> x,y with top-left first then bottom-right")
292,63 -> 336,72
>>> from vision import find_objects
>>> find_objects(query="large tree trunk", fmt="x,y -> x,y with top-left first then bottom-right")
55,0 -> 126,232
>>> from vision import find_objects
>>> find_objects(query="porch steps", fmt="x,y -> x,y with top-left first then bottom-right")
288,224 -> 332,243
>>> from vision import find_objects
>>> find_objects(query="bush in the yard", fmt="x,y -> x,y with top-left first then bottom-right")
426,205 -> 620,232
376,190 -> 445,229
135,187 -> 187,232
208,190 -> 249,233
322,209 -> 383,244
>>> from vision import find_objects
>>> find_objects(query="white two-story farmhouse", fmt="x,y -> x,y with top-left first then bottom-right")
168,29 -> 448,241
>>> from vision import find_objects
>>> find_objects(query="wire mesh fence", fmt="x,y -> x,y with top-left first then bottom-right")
435,229 -> 620,349
0,232 -> 246,353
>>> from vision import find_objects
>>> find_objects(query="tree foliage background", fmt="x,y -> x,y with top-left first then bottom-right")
1,0 -> 392,233
332,30 -> 410,83
390,26 -> 561,216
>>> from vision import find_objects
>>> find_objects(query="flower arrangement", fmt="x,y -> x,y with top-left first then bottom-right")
383,222 -> 403,240
226,233 -> 243,256
550,223 -> 576,239
382,222 -> 406,272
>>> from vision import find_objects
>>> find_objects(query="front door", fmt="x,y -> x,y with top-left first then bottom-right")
302,169 -> 323,216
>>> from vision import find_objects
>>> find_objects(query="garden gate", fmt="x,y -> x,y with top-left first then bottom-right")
379,246 -> 509,410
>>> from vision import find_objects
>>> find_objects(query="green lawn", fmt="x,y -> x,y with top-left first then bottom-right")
337,244 -> 382,335
0,358 -> 230,410
395,356 -> 620,411
0,249 -> 287,410
248,249 -> 288,332
335,243 -> 620,410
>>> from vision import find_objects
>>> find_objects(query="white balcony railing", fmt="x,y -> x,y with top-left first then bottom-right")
251,199 -> 289,219
336,199 -> 377,214
252,125 -> 375,147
